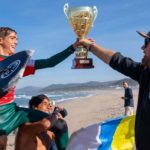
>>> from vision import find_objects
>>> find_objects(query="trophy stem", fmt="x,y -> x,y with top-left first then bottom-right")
78,37 -> 84,40
75,46 -> 88,59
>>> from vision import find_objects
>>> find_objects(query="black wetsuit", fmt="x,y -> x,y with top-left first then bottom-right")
124,87 -> 134,107
109,52 -> 150,150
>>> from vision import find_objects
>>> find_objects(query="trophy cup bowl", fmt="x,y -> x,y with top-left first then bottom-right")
64,3 -> 98,69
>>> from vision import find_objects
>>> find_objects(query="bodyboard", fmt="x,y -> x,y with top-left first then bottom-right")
0,50 -> 34,97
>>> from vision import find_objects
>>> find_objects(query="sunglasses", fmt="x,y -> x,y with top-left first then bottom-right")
144,38 -> 150,48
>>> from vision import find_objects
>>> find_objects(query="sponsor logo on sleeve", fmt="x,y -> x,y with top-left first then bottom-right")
0,60 -> 21,79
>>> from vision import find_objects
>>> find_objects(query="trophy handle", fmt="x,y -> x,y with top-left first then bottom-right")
92,6 -> 98,21
64,3 -> 69,18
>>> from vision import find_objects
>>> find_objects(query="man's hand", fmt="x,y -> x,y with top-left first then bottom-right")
49,112 -> 63,127
74,37 -> 116,64
121,97 -> 127,99
73,38 -> 95,51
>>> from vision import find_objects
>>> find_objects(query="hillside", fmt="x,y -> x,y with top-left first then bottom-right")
16,78 -> 138,94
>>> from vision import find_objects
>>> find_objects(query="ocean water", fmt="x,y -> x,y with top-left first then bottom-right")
15,91 -> 95,107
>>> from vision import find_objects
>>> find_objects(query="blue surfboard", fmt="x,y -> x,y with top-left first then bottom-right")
0,50 -> 34,97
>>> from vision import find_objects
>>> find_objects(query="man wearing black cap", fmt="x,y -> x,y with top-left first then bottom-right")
77,31 -> 150,150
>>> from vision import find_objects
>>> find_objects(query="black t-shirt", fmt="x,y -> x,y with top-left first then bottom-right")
109,52 -> 150,150
124,87 -> 134,107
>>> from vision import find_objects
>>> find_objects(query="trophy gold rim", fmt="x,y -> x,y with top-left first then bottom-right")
64,3 -> 98,21
64,4 -> 98,39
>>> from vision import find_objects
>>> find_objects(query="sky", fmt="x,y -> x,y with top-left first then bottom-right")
0,0 -> 149,88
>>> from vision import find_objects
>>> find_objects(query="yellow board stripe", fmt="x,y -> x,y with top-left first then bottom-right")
111,115 -> 135,150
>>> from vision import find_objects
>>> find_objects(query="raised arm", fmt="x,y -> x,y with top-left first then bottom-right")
78,38 -> 142,82
23,45 -> 75,76
35,45 -> 75,69
78,38 -> 116,64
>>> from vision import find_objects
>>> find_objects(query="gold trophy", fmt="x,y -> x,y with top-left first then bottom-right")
64,3 -> 98,69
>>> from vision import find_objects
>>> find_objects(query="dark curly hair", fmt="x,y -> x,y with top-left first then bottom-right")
29,94 -> 49,108
0,27 -> 17,38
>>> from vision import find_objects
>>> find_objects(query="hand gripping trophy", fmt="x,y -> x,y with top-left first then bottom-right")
64,3 -> 98,69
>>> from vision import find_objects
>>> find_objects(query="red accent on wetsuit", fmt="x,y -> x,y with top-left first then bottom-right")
23,65 -> 35,76
0,56 -> 35,105
0,57 -> 4,61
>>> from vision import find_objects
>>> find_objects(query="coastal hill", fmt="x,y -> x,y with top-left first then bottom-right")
16,78 -> 138,94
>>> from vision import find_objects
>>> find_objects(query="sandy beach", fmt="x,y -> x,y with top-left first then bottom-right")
6,88 -> 138,150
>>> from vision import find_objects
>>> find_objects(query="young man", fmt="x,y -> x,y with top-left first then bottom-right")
78,31 -> 150,150
121,81 -> 134,116
15,94 -> 59,150
0,27 -> 76,149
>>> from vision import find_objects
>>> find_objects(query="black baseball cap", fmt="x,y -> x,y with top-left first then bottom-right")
137,31 -> 150,39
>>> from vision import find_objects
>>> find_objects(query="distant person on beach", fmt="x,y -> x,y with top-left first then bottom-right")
78,31 -> 150,150
0,27 -> 76,149
48,100 -> 69,150
121,81 -> 134,116
15,94 -> 59,150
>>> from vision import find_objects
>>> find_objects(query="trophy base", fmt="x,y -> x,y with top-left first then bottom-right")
72,58 -> 94,69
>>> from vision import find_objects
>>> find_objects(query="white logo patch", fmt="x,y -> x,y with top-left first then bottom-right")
1,60 -> 21,79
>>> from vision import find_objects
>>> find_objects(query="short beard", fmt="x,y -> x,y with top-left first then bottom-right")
142,55 -> 150,67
